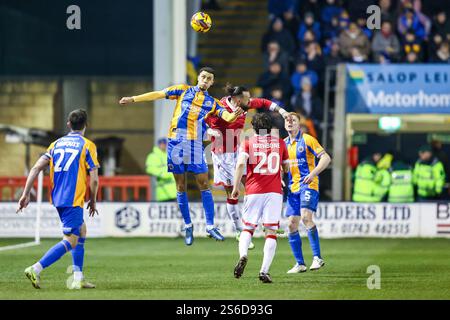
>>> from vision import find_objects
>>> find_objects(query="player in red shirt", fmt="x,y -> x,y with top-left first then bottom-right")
230,113 -> 290,283
205,84 -> 290,247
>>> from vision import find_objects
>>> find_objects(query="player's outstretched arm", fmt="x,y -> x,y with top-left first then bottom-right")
87,168 -> 99,217
119,90 -> 166,104
16,156 -> 50,213
249,98 -> 291,120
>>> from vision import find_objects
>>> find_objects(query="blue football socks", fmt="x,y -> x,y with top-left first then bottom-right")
201,189 -> 215,227
307,226 -> 321,258
71,237 -> 85,272
177,192 -> 192,225
39,239 -> 72,269
288,231 -> 305,265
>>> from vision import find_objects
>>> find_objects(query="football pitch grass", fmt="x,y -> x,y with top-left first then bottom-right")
1,237 -> 449,300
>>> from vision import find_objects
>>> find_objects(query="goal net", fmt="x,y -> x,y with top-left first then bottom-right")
0,172 -> 43,252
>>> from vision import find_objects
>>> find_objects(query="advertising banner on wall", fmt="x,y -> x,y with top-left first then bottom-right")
1,202 -> 449,238
0,203 -> 103,238
345,64 -> 450,114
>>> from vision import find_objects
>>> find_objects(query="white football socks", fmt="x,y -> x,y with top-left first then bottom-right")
32,262 -> 43,275
239,230 -> 253,258
74,271 -> 83,281
260,237 -> 277,274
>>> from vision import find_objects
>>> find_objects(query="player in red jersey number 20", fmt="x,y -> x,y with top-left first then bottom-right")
230,113 -> 290,284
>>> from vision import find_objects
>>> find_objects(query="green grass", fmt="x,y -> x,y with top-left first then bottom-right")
1,237 -> 450,299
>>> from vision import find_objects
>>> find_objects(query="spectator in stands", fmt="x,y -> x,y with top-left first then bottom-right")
402,29 -> 424,61
397,7 -> 427,41
146,138 -> 177,202
372,20 -> 401,62
303,42 -> 325,77
283,9 -> 301,42
323,14 -> 341,43
268,0 -> 297,19
268,85 -> 290,110
338,22 -> 370,60
411,0 -> 432,38
324,40 -> 344,66
298,11 -> 322,44
338,10 -> 351,31
290,59 -> 318,94
299,0 -> 322,21
428,33 -> 444,61
298,29 -> 317,56
261,17 -> 296,55
405,51 -> 419,63
257,61 -> 291,101
321,0 -> 343,28
291,77 -> 323,127
349,47 -> 368,63
263,41 -> 290,74
429,41 -> 450,63
431,10 -> 450,42
357,17 -> 373,40
379,0 -> 397,26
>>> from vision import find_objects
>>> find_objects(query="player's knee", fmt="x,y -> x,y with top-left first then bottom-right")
65,236 -> 78,249
288,217 -> 300,233
197,180 -> 209,190
176,183 -> 186,192
301,214 -> 315,229
79,224 -> 87,238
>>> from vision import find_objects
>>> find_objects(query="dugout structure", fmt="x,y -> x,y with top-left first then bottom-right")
333,63 -> 450,201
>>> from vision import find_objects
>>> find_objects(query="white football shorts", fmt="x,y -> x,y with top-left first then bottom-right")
242,193 -> 283,230
212,151 -> 246,187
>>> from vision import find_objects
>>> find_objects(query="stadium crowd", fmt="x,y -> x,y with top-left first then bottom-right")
257,0 -> 450,139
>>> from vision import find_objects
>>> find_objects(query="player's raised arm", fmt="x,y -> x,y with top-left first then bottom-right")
119,90 -> 166,104
249,98 -> 291,120
16,155 -> 50,213
119,84 -> 190,104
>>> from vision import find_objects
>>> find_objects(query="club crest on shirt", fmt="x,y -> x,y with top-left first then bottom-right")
205,101 -> 212,107
298,145 -> 304,153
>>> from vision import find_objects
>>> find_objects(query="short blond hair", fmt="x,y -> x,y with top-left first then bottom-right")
288,112 -> 307,125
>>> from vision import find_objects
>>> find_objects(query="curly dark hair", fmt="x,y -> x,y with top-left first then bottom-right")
251,112 -> 273,134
